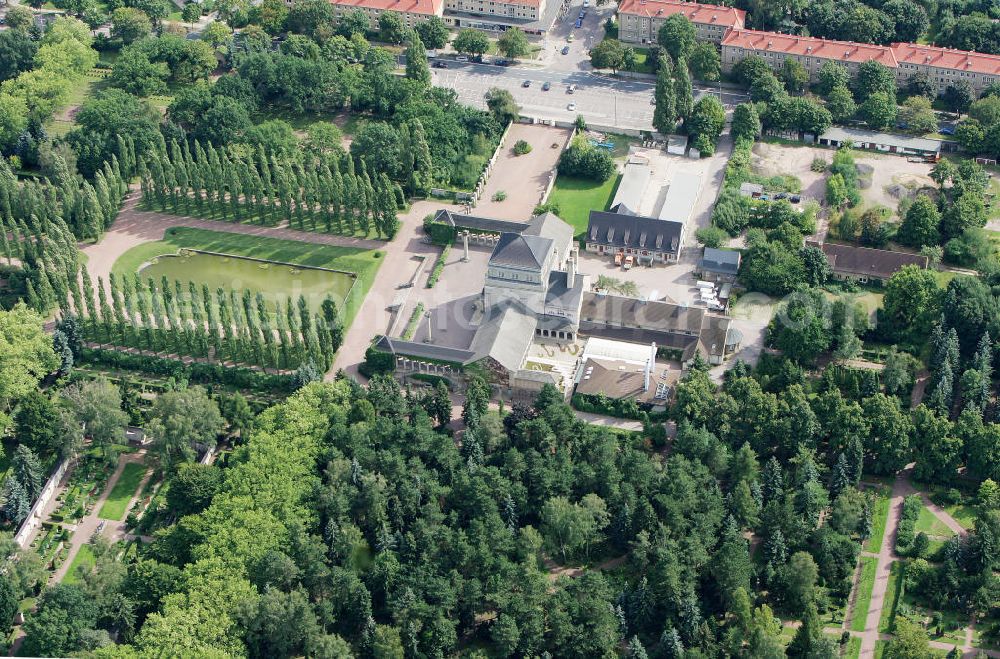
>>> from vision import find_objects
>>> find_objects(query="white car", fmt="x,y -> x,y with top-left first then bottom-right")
567,102 -> 577,111
583,0 -> 590,6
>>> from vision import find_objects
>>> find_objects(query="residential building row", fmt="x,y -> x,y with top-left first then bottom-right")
616,0 -> 1000,96
326,0 -> 551,33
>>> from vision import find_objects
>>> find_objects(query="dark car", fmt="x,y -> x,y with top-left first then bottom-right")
561,45 -> 570,55
522,79 -> 531,87
542,81 -> 551,91
775,192 -> 788,200
790,195 -> 801,203
494,58 -> 508,66
575,18 -> 582,28
433,60 -> 448,68
579,10 -> 586,18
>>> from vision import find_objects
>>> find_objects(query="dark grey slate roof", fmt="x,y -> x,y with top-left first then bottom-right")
805,240 -> 928,279
433,209 -> 526,235
544,270 -> 585,309
523,212 -> 574,254
578,323 -> 700,354
468,303 -> 537,372
608,202 -> 636,216
489,232 -> 553,270
586,211 -> 683,255
580,292 -> 705,334
374,336 -> 475,364
699,248 -> 742,275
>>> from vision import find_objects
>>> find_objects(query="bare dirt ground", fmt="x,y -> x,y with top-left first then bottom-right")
752,142 -> 828,205
475,123 -> 573,221
855,153 -> 935,213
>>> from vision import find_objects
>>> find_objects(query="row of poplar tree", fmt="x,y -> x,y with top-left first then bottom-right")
139,139 -> 403,239
72,266 -> 345,373
0,160 -> 109,317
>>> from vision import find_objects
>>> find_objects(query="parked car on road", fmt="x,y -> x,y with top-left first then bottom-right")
433,61 -> 448,68
567,84 -> 576,93
561,45 -> 570,54
522,79 -> 531,87
567,102 -> 577,111
542,81 -> 551,91
456,55 -> 469,62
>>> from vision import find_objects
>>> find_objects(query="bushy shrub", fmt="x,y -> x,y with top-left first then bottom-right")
512,139 -> 532,155
558,138 -> 615,181
360,343 -> 396,378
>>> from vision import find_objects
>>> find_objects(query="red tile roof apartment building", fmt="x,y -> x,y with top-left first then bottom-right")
720,29 -> 898,79
618,0 -> 745,44
891,42 -> 1000,95
328,0 -> 444,28
446,0 -> 546,23
718,29 -> 1000,95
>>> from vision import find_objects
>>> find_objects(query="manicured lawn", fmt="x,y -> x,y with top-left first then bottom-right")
547,173 -> 622,237
933,270 -> 957,288
63,544 -> 95,586
943,502 -> 977,530
845,635 -> 862,659
98,462 -> 147,521
864,490 -> 891,554
914,505 -> 956,538
879,561 -> 905,633
851,556 -> 879,632
111,227 -> 384,326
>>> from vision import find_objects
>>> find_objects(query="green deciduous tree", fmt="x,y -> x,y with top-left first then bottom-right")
657,14 -> 696,60
147,386 -> 225,471
453,28 -> 490,56
497,27 -> 530,59
111,7 -> 153,44
688,42 -> 720,81
898,194 -> 940,247
415,16 -> 450,50
731,103 -> 761,142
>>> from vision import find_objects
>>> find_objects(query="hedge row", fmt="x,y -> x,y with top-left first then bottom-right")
895,495 -> 923,555
426,242 -> 451,288
571,393 -> 668,422
79,348 -> 296,393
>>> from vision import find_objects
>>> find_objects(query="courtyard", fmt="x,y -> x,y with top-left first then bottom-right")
475,123 -> 574,221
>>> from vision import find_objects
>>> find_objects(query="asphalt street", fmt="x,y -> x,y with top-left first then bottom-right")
431,62 -> 750,131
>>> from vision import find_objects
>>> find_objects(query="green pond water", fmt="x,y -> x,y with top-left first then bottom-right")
138,251 -> 355,314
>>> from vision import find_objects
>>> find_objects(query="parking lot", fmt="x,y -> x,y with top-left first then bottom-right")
432,64 -> 657,131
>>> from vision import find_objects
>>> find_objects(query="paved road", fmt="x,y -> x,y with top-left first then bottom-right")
431,62 -> 749,131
